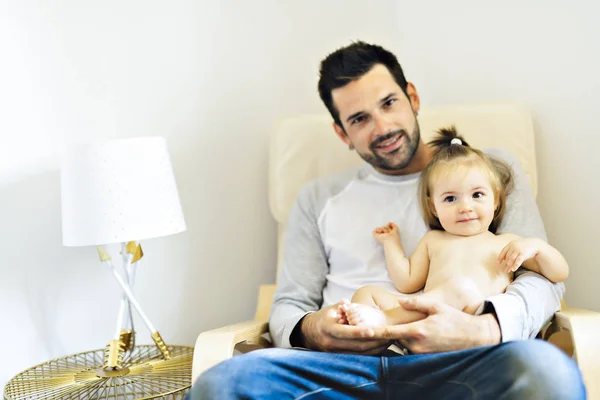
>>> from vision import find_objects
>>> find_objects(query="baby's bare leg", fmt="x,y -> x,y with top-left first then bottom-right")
344,277 -> 484,327
425,276 -> 484,315
374,277 -> 483,326
351,285 -> 403,309
344,285 -> 426,327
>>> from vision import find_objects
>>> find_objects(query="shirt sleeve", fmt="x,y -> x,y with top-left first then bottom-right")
485,149 -> 564,341
268,182 -> 329,348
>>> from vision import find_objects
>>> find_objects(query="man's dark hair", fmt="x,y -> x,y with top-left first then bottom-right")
318,41 -> 409,129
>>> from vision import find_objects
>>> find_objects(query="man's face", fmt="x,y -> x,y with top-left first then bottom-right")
331,64 -> 422,174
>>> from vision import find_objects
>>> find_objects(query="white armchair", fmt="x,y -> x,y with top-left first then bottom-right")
192,103 -> 600,398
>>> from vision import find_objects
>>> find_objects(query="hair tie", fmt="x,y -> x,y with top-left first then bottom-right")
450,138 -> 462,146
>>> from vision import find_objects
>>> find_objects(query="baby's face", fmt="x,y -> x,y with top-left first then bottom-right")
430,168 -> 496,236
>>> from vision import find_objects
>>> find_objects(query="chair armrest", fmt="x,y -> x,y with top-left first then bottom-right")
544,307 -> 600,399
191,320 -> 270,383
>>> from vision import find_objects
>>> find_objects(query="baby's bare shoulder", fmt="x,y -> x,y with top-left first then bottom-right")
422,230 -> 453,246
422,229 -> 444,240
496,232 -> 521,244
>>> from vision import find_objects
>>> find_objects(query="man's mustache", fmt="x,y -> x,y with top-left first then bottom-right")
370,130 -> 406,150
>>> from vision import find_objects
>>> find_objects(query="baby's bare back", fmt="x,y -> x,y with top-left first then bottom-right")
424,231 -> 514,298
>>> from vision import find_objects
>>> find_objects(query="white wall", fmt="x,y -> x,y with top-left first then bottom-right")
390,1 -> 600,310
2,0 -> 598,390
0,0 -> 399,388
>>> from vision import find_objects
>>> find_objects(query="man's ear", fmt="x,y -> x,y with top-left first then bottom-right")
406,82 -> 421,115
333,122 -> 352,147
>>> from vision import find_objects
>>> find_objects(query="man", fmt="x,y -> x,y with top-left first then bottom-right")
190,42 -> 585,399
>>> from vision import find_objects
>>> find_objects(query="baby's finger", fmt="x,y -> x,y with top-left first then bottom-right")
502,247 -> 513,262
506,256 -> 516,271
498,244 -> 510,263
509,251 -> 520,267
514,256 -> 524,270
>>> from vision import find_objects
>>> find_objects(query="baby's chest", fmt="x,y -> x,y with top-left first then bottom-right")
428,239 -> 507,279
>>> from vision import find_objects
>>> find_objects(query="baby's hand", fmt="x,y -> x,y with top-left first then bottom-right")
373,222 -> 400,244
498,238 -> 540,272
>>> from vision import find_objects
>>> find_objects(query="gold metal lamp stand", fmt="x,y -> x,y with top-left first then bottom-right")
4,243 -> 194,400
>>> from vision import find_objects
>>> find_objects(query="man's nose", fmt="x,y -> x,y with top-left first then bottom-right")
372,112 -> 393,136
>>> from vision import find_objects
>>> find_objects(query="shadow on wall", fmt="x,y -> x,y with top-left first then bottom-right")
2,171 -> 66,352
167,134 -> 278,346
0,170 -> 116,387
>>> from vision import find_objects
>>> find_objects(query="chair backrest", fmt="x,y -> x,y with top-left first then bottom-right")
269,102 -> 538,280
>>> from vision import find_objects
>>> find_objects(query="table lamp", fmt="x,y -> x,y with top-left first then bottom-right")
4,136 -> 194,400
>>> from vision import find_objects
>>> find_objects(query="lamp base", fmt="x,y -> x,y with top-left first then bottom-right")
4,344 -> 193,400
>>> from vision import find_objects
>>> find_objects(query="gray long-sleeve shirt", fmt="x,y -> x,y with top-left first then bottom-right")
269,148 -> 564,348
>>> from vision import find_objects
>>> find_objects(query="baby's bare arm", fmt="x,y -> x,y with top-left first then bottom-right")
380,228 -> 431,293
498,235 -> 569,283
524,239 -> 569,282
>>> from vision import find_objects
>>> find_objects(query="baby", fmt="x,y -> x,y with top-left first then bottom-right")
338,127 -> 569,328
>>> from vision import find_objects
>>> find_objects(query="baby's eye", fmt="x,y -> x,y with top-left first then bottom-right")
472,192 -> 484,199
444,196 -> 456,203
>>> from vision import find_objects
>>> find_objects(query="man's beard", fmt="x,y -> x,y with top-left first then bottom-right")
356,122 -> 421,172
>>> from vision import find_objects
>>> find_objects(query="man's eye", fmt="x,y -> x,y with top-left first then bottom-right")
352,116 -> 366,125
444,196 -> 456,203
384,98 -> 396,107
473,192 -> 484,199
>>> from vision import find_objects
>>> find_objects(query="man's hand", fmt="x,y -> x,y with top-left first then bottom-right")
370,297 -> 501,353
300,302 -> 391,354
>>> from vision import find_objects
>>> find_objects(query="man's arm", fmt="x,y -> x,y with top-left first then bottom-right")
269,181 -> 328,348
487,148 -> 564,341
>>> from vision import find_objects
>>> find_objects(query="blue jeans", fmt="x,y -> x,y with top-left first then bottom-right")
187,339 -> 585,399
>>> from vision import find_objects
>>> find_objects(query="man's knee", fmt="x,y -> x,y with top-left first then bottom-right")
500,340 -> 585,399
189,357 -> 238,399
189,348 -> 287,399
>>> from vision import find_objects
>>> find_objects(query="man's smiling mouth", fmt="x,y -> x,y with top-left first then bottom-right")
374,134 -> 403,153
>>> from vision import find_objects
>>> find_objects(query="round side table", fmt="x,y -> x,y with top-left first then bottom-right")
4,345 -> 193,400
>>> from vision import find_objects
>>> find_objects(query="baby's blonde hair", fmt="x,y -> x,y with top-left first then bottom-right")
418,126 -> 514,233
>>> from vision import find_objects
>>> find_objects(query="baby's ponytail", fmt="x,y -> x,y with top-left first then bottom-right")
428,126 -> 471,159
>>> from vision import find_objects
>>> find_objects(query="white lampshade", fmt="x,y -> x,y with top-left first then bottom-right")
61,136 -> 186,246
